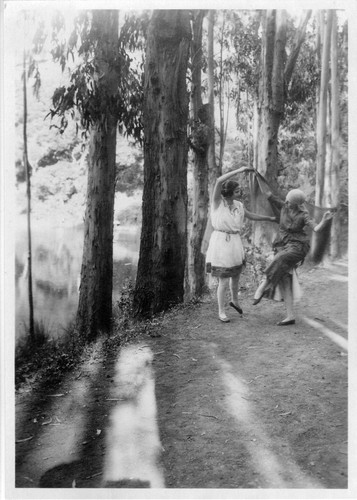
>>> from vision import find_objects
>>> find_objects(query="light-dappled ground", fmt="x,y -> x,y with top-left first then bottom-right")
14,257 -> 348,492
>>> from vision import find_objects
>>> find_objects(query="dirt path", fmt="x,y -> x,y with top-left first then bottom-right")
14,257 -> 348,492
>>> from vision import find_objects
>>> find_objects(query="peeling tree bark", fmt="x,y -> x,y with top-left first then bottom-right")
329,10 -> 341,258
315,10 -> 333,208
188,10 -> 210,298
133,10 -> 191,318
207,10 -> 219,193
76,11 -> 118,339
252,10 -> 285,247
252,9 -> 311,248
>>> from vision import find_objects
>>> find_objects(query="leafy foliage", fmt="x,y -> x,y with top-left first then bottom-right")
21,12 -> 49,98
115,153 -> 144,194
47,10 -> 147,143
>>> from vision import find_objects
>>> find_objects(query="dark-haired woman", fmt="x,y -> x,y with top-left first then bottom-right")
206,167 -> 276,323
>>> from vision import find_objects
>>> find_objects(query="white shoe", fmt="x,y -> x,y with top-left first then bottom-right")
219,313 -> 230,323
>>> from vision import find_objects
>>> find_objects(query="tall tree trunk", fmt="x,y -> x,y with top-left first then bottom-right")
207,9 -> 219,193
133,10 -> 191,318
218,13 -> 225,171
76,11 -> 118,338
311,10 -> 333,259
188,10 -> 209,298
252,9 -> 311,248
315,11 -> 323,132
76,119 -> 117,337
315,10 -> 333,207
22,52 -> 35,341
253,10 -> 285,247
329,10 -> 341,258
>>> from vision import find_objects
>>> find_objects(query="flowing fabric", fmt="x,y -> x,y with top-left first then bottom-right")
254,170 -> 334,263
206,200 -> 245,278
261,193 -> 316,301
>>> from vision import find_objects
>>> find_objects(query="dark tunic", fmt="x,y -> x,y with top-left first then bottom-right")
264,194 -> 316,293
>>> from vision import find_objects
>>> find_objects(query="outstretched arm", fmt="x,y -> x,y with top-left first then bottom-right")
212,166 -> 253,210
313,211 -> 334,232
244,208 -> 277,222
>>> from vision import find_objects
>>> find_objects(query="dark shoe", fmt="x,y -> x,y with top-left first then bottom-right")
219,314 -> 230,323
277,319 -> 295,326
229,301 -> 243,315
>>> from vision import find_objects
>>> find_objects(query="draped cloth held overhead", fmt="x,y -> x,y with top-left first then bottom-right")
253,170 -> 334,264
201,169 -> 334,265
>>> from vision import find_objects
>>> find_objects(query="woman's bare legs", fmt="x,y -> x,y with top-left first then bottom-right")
217,277 -> 230,320
230,273 -> 242,308
280,275 -> 295,323
253,276 -> 268,301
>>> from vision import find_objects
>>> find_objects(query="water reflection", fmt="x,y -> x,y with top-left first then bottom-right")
15,224 -> 140,340
103,344 -> 164,488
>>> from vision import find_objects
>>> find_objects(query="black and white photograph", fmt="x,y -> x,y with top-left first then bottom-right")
0,0 -> 355,498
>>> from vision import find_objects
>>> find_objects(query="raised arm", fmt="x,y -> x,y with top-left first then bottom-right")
212,166 -> 253,210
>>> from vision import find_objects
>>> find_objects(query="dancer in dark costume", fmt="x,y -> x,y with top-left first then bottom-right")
253,187 -> 333,326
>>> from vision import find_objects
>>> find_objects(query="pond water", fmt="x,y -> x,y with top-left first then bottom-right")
15,224 -> 140,341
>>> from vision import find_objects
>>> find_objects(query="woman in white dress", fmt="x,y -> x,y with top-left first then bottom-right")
206,167 -> 276,322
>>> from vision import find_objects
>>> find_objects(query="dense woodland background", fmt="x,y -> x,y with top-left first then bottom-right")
13,8 -> 348,344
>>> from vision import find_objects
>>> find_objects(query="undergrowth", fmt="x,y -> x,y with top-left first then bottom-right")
15,279 -> 212,391
15,320 -> 86,390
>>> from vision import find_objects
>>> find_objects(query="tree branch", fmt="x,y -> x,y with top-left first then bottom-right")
284,10 -> 312,89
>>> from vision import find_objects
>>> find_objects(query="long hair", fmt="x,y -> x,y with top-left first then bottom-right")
221,180 -> 239,198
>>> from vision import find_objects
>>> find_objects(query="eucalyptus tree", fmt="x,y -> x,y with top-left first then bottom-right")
133,10 -> 191,318
22,49 -> 35,340
251,9 -> 312,247
329,10 -> 342,258
207,10 -> 219,191
187,10 -> 210,298
315,10 -> 333,209
50,10 -> 144,338
19,14 -> 47,340
313,10 -> 343,259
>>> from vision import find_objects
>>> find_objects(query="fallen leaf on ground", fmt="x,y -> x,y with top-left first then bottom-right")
16,435 -> 34,443
41,417 -> 53,425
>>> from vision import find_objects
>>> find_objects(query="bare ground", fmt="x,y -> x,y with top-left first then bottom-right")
14,256 -> 348,494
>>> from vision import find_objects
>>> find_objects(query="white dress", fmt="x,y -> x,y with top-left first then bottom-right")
206,199 -> 245,278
